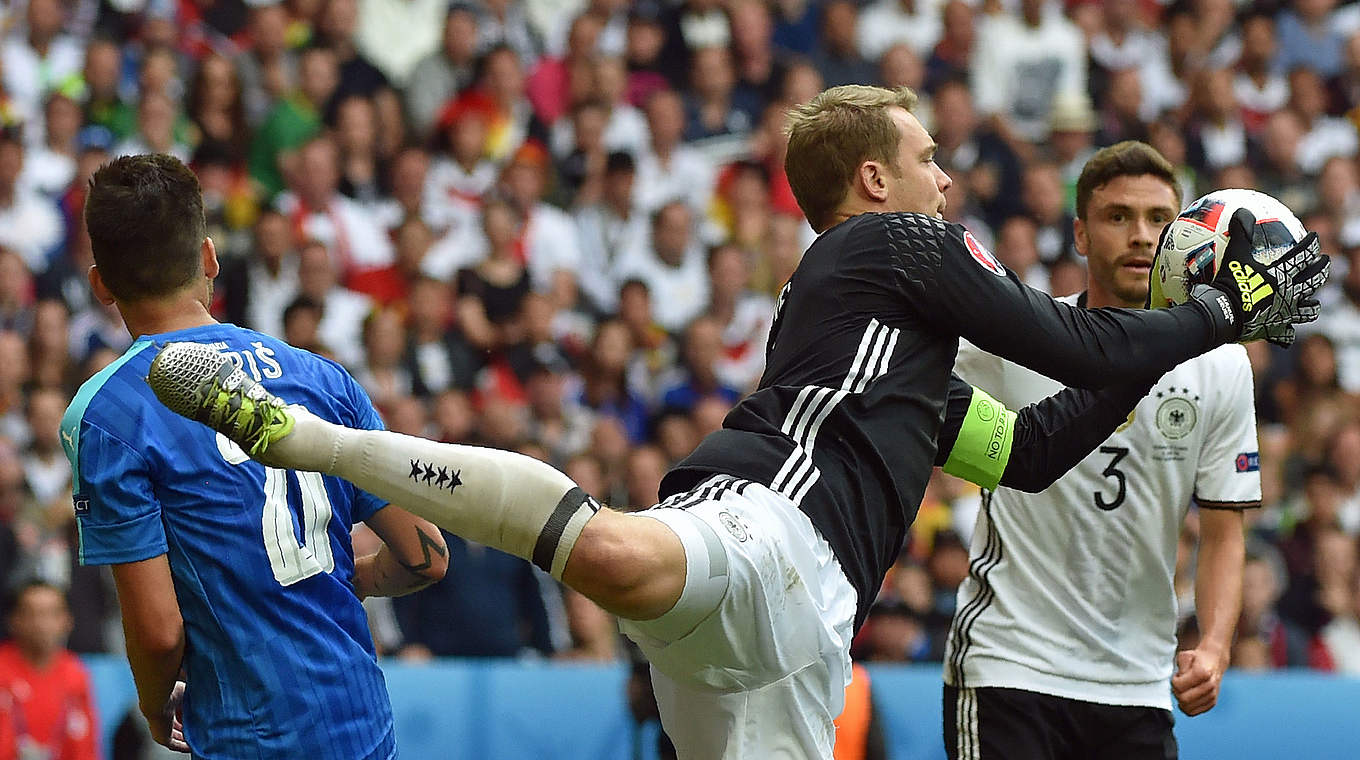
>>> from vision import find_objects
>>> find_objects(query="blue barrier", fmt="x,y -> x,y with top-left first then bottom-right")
84,657 -> 1360,759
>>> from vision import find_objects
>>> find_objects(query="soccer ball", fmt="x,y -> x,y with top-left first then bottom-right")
1149,189 -> 1306,308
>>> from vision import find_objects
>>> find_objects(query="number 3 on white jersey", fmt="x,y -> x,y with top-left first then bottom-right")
217,433 -> 335,585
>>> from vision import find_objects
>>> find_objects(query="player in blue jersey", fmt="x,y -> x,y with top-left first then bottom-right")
60,154 -> 448,758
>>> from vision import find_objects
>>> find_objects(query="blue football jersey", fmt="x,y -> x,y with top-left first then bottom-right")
62,324 -> 396,760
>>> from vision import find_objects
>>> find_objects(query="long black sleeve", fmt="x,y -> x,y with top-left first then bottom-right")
857,213 -> 1237,388
935,374 -> 1155,492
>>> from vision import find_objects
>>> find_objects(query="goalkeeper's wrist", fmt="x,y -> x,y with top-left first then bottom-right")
1190,284 -> 1242,344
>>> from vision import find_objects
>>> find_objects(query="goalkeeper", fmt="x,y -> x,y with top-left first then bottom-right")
149,86 -> 1327,760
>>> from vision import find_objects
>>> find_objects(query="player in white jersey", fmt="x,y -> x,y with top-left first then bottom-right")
945,142 -> 1260,760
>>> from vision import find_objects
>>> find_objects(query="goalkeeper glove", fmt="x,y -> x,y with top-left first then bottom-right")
1207,207 -> 1329,347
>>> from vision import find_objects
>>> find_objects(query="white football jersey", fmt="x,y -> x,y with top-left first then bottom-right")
943,295 -> 1261,710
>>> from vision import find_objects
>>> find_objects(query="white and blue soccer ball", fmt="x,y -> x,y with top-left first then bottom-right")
1150,188 -> 1306,307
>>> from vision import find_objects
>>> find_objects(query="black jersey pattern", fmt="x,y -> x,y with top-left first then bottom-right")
661,212 -> 1225,629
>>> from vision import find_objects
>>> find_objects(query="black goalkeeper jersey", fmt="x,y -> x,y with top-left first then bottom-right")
659,212 -> 1236,629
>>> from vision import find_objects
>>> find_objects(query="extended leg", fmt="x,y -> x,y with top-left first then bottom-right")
148,342 -> 694,620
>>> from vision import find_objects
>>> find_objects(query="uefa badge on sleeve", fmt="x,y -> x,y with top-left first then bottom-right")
964,231 -> 1006,277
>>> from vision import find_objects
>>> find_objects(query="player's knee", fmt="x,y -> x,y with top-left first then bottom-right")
564,511 -> 685,620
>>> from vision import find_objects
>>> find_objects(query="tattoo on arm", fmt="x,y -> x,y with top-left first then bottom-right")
397,527 -> 447,576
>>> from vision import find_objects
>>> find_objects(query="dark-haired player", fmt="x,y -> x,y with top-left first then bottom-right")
62,154 -> 448,757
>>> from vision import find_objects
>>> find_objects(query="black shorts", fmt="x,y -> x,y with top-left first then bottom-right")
943,684 -> 1178,760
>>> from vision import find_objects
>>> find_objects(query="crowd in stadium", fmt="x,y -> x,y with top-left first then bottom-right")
2,0 -> 1360,722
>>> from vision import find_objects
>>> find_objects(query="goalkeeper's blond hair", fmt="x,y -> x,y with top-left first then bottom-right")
784,86 -> 919,232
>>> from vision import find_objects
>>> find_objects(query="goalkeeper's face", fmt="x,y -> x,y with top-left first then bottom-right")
883,107 -> 952,219
1076,174 -> 1179,308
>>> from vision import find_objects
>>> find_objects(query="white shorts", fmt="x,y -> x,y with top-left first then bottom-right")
619,476 -> 859,760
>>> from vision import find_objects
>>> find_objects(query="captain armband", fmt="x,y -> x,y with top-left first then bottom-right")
941,386 -> 1016,491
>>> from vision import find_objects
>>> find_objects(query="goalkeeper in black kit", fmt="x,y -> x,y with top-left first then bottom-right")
146,85 -> 1329,760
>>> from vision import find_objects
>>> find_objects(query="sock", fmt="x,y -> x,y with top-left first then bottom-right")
268,407 -> 599,578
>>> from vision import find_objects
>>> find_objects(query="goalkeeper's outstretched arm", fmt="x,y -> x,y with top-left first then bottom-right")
934,374 -> 1155,492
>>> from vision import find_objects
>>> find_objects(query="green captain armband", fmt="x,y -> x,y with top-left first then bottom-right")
941,386 -> 1017,491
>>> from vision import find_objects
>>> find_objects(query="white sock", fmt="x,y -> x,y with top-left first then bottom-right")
268,407 -> 599,578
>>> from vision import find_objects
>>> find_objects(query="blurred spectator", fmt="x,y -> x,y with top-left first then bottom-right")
858,0 -> 942,63
23,92 -> 82,200
236,3 -> 299,128
524,356 -> 594,466
474,0 -> 544,66
318,0 -> 393,107
0,124 -> 63,274
231,209 -> 299,337
1095,67 -> 1150,146
624,443 -> 667,509
573,319 -> 649,443
994,215 -> 1048,291
355,307 -> 413,409
0,582 -> 99,760
405,3 -> 479,138
393,532 -> 566,659
1277,0 -> 1348,79
1288,67 -> 1358,175
1235,12 -> 1288,134
1087,0 -> 1158,89
878,44 -> 927,112
423,93 -> 498,278
812,0 -> 876,89
635,88 -> 715,214
249,44 -> 337,199
588,56 -> 651,156
295,239 -> 372,366
618,201 -> 709,333
332,94 -> 384,208
456,195 -> 530,351
683,46 -> 757,143
276,134 -> 395,279
658,315 -> 741,414
353,0 -> 445,88
932,78 -> 1023,229
1272,333 -> 1348,429
623,3 -> 670,107
970,0 -> 1086,145
1020,161 -> 1076,265
1185,68 -> 1248,175
1046,92 -> 1097,209
0,249 -> 33,335
404,276 -> 480,397
281,296 -> 328,356
499,142 -> 583,298
1255,109 -> 1317,214
112,91 -> 192,163
0,332 -> 29,446
575,151 -> 647,314
81,38 -> 134,140
194,140 -> 256,263
21,388 -> 70,514
372,145 -> 432,233
188,54 -> 249,162
28,300 -> 74,393
1322,563 -> 1360,673
728,0 -> 785,107
474,44 -> 550,164
1,0 -> 83,122
529,13 -> 604,128
924,0 -> 975,94
705,243 -> 771,392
